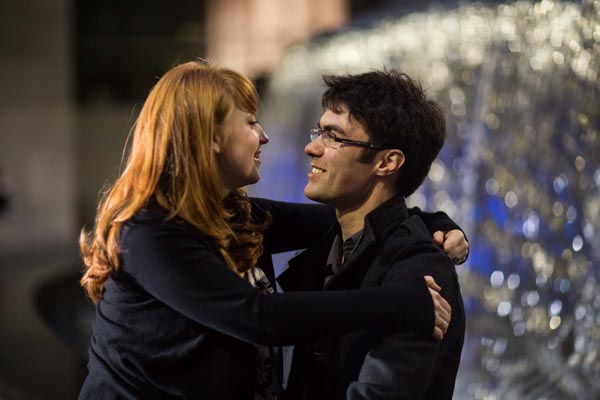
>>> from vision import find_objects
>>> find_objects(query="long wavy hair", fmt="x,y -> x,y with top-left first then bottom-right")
80,61 -> 267,302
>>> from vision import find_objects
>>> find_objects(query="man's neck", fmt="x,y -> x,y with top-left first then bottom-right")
336,185 -> 398,241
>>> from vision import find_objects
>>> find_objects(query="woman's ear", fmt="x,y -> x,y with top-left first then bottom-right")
212,131 -> 222,154
374,149 -> 405,177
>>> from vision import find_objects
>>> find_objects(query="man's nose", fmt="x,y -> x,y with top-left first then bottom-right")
304,137 -> 323,156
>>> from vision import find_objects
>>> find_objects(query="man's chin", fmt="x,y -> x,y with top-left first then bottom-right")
304,186 -> 326,204
304,185 -> 314,199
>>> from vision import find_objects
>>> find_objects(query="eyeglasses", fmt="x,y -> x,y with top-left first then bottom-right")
309,127 -> 387,151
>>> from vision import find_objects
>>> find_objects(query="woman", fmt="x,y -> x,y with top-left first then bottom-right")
79,61 -> 460,399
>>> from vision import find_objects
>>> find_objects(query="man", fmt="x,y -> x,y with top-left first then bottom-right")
278,70 -> 466,399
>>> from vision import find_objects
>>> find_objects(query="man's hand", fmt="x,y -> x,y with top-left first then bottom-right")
424,276 -> 451,340
433,229 -> 469,265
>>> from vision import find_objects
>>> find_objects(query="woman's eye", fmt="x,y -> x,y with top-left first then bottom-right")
249,120 -> 259,126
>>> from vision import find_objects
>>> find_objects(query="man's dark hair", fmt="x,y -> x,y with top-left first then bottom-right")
321,70 -> 446,197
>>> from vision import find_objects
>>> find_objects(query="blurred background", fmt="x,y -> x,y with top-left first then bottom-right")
0,0 -> 598,398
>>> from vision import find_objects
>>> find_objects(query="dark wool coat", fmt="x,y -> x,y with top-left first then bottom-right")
279,196 -> 466,400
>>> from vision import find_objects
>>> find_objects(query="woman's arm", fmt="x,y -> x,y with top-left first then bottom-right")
408,207 -> 461,235
409,207 -> 469,264
122,216 -> 438,346
251,198 -> 335,254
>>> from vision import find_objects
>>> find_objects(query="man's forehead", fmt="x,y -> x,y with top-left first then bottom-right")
320,107 -> 365,135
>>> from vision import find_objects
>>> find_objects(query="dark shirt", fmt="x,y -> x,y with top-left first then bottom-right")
325,230 -> 363,286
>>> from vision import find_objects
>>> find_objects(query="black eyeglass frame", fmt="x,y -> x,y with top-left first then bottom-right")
309,127 -> 388,151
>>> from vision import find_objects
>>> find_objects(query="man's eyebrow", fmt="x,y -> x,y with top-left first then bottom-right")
319,123 -> 347,137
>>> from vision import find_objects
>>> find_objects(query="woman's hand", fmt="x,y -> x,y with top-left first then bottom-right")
433,229 -> 469,265
425,276 -> 451,341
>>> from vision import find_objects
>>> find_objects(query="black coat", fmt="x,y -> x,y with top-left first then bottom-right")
79,199 -> 437,399
278,196 -> 465,400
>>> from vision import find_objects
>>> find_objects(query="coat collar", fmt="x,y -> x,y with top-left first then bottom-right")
277,195 -> 409,292
361,194 -> 409,244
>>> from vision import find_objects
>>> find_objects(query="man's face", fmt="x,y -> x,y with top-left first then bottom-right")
304,105 -> 378,211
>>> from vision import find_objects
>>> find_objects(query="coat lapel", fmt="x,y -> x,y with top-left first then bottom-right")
324,234 -> 378,290
279,196 -> 412,292
324,196 -> 410,291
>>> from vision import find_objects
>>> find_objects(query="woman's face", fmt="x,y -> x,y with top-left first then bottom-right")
215,107 -> 269,192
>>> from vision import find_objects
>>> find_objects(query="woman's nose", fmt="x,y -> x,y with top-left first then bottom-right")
258,124 -> 269,144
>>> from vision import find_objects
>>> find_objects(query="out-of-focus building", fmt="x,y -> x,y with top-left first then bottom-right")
206,0 -> 348,78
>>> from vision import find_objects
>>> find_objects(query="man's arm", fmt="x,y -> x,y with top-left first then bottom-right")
346,332 -> 440,399
347,240 -> 460,399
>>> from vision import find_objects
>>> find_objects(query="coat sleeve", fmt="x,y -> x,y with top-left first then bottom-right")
251,198 -> 336,254
408,207 -> 465,238
121,218 -> 435,347
346,333 -> 440,400
346,243 -> 457,400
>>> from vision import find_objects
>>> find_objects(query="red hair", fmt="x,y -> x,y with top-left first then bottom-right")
80,61 -> 266,302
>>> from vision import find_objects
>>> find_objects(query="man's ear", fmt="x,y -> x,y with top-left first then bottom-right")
374,149 -> 405,177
